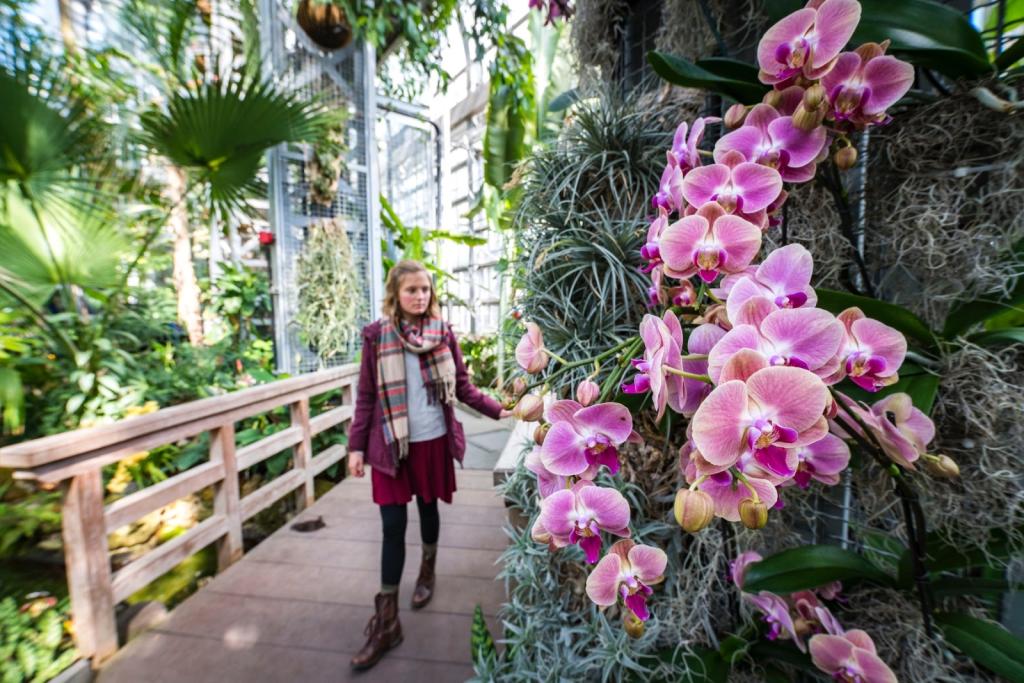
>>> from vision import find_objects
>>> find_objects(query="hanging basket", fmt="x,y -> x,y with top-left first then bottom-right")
296,0 -> 353,51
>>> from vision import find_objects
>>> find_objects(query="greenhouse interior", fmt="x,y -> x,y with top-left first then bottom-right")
0,0 -> 1023,681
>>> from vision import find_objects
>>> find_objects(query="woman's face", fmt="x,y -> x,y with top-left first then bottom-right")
397,271 -> 432,319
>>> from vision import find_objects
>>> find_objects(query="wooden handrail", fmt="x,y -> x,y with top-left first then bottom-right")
0,364 -> 360,667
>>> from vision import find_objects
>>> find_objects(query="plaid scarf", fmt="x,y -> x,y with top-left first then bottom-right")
377,316 -> 456,464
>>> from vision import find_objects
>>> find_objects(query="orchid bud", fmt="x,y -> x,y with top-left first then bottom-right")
623,611 -> 645,639
502,397 -> 518,410
724,103 -> 747,129
792,103 -> 824,132
802,83 -> 827,110
511,376 -> 527,396
513,394 -> 544,422
533,423 -> 550,446
923,454 -> 960,479
739,498 -> 768,530
669,280 -> 697,307
763,89 -> 784,109
576,379 -> 600,407
674,488 -> 715,533
834,146 -> 858,171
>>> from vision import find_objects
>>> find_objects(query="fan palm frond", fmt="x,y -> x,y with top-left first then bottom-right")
139,77 -> 339,212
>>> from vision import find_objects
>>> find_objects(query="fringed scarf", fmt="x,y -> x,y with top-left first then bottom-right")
377,316 -> 456,465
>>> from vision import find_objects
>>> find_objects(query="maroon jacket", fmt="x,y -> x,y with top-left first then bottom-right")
347,319 -> 504,478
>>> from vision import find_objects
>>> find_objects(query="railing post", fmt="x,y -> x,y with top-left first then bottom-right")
62,470 -> 118,664
211,424 -> 243,571
290,397 -> 315,508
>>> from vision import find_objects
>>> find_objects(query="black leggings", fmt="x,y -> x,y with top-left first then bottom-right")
380,497 -> 440,586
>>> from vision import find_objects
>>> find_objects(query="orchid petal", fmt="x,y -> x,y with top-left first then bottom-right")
746,366 -> 828,433
862,55 -> 914,115
585,552 -> 622,605
692,380 -> 749,466
730,163 -> 783,213
540,421 -> 590,476
811,0 -> 862,69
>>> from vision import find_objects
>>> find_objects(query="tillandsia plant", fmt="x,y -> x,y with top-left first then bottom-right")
498,0 -> 993,677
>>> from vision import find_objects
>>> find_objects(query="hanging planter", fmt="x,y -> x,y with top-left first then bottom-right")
295,0 -> 353,51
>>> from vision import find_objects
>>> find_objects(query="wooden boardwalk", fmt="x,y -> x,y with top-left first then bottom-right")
98,465 -> 509,682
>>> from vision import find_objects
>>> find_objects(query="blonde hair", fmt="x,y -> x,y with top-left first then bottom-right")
382,259 -> 442,321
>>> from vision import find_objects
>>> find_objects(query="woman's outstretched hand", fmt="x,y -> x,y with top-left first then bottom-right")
499,408 -> 514,419
347,451 -> 366,477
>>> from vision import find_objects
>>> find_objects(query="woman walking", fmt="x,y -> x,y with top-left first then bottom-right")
346,260 -> 510,670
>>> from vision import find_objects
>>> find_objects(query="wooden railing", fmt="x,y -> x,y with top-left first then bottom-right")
0,364 -> 360,666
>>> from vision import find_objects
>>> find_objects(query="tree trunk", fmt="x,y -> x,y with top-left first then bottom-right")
57,0 -> 78,57
166,166 -> 205,345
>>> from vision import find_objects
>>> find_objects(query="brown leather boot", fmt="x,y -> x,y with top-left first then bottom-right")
411,553 -> 436,609
350,592 -> 402,670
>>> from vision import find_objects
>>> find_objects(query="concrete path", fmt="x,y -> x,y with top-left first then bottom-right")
98,409 -> 513,683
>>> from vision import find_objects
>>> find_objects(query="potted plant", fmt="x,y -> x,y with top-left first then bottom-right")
296,0 -> 352,51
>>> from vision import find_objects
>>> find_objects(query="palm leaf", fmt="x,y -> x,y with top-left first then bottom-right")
138,78 -> 338,212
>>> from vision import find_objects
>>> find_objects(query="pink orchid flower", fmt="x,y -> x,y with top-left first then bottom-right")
671,117 -> 717,172
826,307 -> 906,391
516,322 -> 549,374
809,629 -> 898,683
831,392 -> 933,469
621,310 -> 686,419
692,366 -> 830,479
525,446 -> 568,499
791,432 -> 851,487
714,104 -> 827,182
540,400 -> 634,477
723,243 -> 818,323
822,42 -> 915,129
708,307 -> 845,384
678,323 -> 727,416
640,212 -> 669,275
757,0 -> 862,85
538,480 -> 631,563
586,539 -> 667,621
730,550 -> 763,588
746,591 -> 806,649
682,150 -> 783,216
659,202 -> 763,283
652,152 -> 685,212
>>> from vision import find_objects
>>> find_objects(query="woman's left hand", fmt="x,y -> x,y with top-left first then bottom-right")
499,408 -> 514,419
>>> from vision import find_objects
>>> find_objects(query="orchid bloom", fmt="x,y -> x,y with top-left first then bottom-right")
708,306 -> 845,384
540,400 -> 634,477
730,550 -> 763,588
821,42 -> 915,129
746,591 -> 806,649
640,212 -> 669,274
757,0 -> 862,85
692,366 -> 830,480
826,307 -> 906,391
722,244 -> 817,324
622,310 -> 686,419
671,117 -> 717,172
836,393 -> 933,469
660,202 -> 763,283
652,152 -> 685,212
525,446 -> 567,499
809,629 -> 898,683
586,539 -> 667,621
682,150 -> 783,216
538,480 -> 631,563
714,104 -> 827,182
791,432 -> 851,487
516,322 -> 550,374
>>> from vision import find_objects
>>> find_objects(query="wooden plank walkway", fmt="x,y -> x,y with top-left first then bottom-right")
98,465 -> 509,682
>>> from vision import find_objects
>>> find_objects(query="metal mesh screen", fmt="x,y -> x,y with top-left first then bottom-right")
260,0 -> 380,373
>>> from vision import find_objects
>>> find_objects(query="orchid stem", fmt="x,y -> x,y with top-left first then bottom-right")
689,475 -> 708,491
664,366 -> 712,384
680,353 -> 708,361
732,469 -> 761,503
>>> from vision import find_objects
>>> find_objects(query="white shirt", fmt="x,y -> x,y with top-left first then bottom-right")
404,350 -> 447,443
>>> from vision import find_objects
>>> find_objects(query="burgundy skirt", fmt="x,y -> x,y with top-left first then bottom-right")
371,434 -> 457,506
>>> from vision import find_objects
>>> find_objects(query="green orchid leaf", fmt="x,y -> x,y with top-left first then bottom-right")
944,240 -> 1024,337
969,327 -> 1024,347
897,527 -> 1019,585
815,289 -> 939,349
647,51 -> 768,104
743,545 -> 894,594
931,577 -> 1013,600
935,612 -> 1024,681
